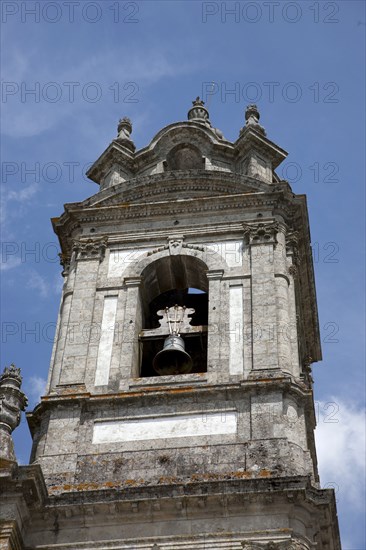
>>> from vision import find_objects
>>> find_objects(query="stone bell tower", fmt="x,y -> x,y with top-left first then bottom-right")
0,99 -> 341,549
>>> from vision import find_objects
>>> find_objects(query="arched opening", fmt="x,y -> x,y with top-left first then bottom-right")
165,143 -> 204,171
138,255 -> 208,377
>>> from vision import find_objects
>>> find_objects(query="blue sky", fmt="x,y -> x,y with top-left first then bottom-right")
1,1 -> 365,547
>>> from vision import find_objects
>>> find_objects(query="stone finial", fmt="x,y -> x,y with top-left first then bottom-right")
187,96 -> 210,122
241,104 -> 266,136
0,363 -> 22,388
188,97 -> 224,139
116,116 -> 136,152
245,104 -> 261,124
0,364 -> 28,466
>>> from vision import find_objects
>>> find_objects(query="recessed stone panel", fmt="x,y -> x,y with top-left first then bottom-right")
92,411 -> 237,444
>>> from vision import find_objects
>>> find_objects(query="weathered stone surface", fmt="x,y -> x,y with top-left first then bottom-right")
1,102 -> 340,549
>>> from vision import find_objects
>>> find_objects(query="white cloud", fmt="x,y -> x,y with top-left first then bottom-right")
315,398 -> 365,508
1,183 -> 40,241
25,376 -> 47,405
0,256 -> 22,271
7,183 -> 39,202
26,269 -> 49,298
1,48 -> 194,138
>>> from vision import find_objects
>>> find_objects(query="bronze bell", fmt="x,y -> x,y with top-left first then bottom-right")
153,334 -> 192,376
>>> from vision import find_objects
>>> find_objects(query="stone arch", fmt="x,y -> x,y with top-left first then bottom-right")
122,244 -> 229,281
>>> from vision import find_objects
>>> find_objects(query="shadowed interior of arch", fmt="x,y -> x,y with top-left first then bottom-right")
138,255 -> 208,377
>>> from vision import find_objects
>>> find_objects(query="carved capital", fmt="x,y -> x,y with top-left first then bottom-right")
243,221 -> 279,245
73,237 -> 108,262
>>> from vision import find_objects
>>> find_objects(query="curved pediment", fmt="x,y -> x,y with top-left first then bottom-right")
148,121 -> 227,149
82,170 -> 273,209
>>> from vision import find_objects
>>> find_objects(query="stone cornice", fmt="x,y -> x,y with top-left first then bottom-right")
27,378 -> 314,425
36,474 -> 339,546
54,189 -> 299,241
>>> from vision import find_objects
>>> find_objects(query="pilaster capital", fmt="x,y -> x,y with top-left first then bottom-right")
243,221 -> 279,245
72,236 -> 108,262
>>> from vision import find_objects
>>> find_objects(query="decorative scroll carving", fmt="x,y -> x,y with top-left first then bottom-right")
140,305 -> 205,339
243,221 -> 279,245
58,252 -> 71,277
73,237 -> 108,262
156,305 -> 195,334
